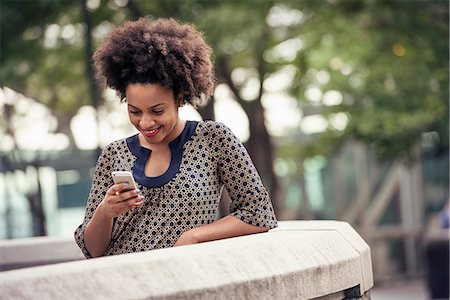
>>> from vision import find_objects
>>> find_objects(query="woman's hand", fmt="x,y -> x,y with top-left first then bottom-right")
98,183 -> 144,219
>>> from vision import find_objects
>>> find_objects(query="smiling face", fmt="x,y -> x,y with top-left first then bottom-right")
126,83 -> 184,148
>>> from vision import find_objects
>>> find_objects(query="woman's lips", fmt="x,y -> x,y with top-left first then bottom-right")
142,127 -> 161,137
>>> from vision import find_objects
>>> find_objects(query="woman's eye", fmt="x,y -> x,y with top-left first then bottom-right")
153,110 -> 164,114
130,111 -> 140,115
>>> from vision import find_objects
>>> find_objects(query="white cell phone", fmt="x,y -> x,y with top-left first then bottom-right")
112,171 -> 138,191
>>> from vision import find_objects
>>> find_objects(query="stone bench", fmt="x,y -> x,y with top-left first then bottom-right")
0,221 -> 373,299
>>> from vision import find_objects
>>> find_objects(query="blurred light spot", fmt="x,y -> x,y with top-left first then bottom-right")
322,90 -> 343,106
304,86 -> 322,103
103,87 -> 120,102
330,57 -> 343,70
349,75 -> 363,89
87,0 -> 100,10
0,134 -> 15,151
392,43 -> 406,56
231,68 -> 249,86
93,21 -> 113,39
97,98 -> 136,148
240,78 -> 261,101
61,24 -> 76,41
56,170 -> 80,185
2,86 -> 15,104
3,87 -> 64,151
262,92 -> 301,137
341,64 -> 353,76
316,70 -> 330,85
45,133 -> 69,151
266,4 -> 304,27
71,106 -> 98,150
301,115 -> 328,134
214,84 -> 250,142
179,104 -> 203,122
264,38 -> 303,62
329,112 -> 349,130
274,158 -> 290,177
114,0 -> 129,7
44,24 -> 60,48
264,65 -> 297,92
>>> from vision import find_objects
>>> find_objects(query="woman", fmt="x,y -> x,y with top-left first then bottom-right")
74,17 -> 277,258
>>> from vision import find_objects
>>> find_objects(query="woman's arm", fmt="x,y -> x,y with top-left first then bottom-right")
84,204 -> 114,257
174,215 -> 268,246
84,183 -> 143,257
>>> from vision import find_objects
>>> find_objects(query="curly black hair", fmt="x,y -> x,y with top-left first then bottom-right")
93,17 -> 214,106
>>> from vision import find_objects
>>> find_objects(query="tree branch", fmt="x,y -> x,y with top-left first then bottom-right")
217,57 -> 246,108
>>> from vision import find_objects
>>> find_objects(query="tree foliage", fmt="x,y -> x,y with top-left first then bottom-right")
286,0 -> 449,160
1,0 -> 448,160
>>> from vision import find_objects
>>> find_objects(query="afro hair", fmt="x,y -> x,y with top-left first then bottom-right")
93,17 -> 215,106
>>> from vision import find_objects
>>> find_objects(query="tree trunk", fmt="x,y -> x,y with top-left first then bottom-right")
197,96 -> 215,121
28,164 -> 46,236
244,100 -> 281,216
81,0 -> 101,159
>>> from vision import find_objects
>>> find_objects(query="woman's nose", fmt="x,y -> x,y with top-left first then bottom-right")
138,114 -> 155,129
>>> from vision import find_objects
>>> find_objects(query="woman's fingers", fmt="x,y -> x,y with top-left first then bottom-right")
107,183 -> 130,196
116,196 -> 143,211
116,189 -> 141,202
102,183 -> 144,217
107,183 -> 141,202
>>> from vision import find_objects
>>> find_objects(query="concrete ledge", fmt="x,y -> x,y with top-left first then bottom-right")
0,236 -> 85,271
273,220 -> 374,295
0,221 -> 374,299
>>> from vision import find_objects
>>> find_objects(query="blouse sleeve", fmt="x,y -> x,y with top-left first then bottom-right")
213,122 -> 278,229
73,143 -> 115,258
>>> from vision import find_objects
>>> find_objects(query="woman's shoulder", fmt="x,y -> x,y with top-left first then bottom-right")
193,121 -> 241,152
196,120 -> 232,135
101,136 -> 133,155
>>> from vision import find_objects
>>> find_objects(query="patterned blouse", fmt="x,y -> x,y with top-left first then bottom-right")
74,120 -> 278,258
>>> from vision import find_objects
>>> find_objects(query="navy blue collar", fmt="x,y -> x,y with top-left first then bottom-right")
126,121 -> 198,188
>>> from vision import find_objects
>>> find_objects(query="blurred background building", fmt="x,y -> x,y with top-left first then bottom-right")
1,0 -> 448,297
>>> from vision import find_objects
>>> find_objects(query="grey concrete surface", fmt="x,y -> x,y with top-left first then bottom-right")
1,221 -> 374,300
0,236 -> 84,271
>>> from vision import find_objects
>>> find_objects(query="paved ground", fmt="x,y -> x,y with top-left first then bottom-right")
370,278 -> 430,300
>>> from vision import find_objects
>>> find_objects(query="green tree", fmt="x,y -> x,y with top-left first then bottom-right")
286,0 -> 448,160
